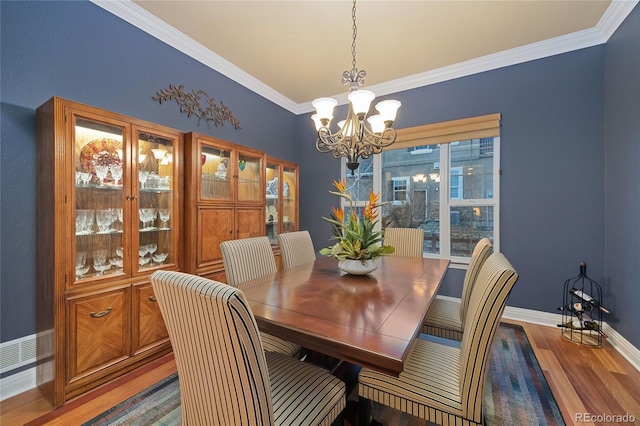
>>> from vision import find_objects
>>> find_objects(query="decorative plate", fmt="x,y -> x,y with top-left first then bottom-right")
79,138 -> 123,180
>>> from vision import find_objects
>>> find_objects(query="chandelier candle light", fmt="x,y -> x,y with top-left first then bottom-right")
312,0 -> 401,175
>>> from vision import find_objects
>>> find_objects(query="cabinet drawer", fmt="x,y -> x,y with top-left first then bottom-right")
133,283 -> 169,355
67,287 -> 130,383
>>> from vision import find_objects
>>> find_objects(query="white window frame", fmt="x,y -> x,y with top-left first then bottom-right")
341,137 -> 500,265
442,138 -> 500,265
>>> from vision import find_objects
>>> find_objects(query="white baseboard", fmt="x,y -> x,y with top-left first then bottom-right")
1,302 -> 638,401
0,367 -> 36,401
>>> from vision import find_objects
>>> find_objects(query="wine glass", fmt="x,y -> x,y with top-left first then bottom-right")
92,248 -> 109,276
94,164 -> 109,186
116,246 -> 124,258
93,262 -> 111,276
79,210 -> 94,234
109,164 -> 123,186
75,250 -> 87,279
147,208 -> 157,229
139,255 -> 151,267
112,208 -> 123,231
140,208 -> 156,230
139,247 -> 148,257
146,243 -> 158,262
80,172 -> 92,186
95,210 -> 112,233
109,257 -> 123,271
139,171 -> 149,189
159,209 -> 170,229
76,211 -> 85,235
139,208 -> 147,230
76,250 -> 87,268
75,265 -> 90,280
75,171 -> 81,185
152,252 -> 168,265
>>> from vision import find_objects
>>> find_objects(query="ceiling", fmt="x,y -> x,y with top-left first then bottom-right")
98,1 -> 635,113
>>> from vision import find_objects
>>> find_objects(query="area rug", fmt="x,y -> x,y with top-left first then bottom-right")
83,323 -> 564,425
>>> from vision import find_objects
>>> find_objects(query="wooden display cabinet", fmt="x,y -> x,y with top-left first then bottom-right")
184,132 -> 266,281
266,157 -> 299,246
36,97 -> 181,407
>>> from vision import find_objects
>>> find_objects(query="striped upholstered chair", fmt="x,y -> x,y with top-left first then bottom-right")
220,236 -> 302,357
278,230 -> 316,270
383,227 -> 424,258
423,238 -> 493,340
358,252 -> 518,426
150,271 -> 346,426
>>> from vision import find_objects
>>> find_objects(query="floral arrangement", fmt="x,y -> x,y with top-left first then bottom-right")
319,179 -> 394,262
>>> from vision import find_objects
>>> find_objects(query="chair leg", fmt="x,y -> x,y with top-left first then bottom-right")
358,396 -> 371,426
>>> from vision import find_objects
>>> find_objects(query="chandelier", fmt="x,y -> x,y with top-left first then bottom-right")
311,0 -> 401,175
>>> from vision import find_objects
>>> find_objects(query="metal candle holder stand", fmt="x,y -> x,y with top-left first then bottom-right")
559,262 -> 607,348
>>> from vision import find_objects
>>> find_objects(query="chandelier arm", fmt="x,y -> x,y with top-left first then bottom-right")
362,126 -> 397,148
316,130 -> 345,152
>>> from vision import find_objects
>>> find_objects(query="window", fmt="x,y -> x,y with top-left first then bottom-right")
343,113 -> 501,263
450,167 -> 463,200
391,177 -> 410,203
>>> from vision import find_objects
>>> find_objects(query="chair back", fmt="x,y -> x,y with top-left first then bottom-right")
383,227 -> 424,258
278,230 -> 316,270
459,252 -> 518,424
459,238 -> 493,326
220,236 -> 277,287
150,270 -> 273,425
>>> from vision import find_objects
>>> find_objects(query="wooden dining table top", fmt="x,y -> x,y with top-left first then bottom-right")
241,256 -> 450,376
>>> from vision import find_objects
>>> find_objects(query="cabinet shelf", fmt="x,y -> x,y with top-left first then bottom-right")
141,187 -> 172,193
76,183 -> 123,191
138,227 -> 173,233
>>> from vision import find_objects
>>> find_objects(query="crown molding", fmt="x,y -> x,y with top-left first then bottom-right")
92,0 -> 637,116
597,0 -> 639,40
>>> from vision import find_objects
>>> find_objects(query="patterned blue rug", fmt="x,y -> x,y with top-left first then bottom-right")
84,323 -> 564,425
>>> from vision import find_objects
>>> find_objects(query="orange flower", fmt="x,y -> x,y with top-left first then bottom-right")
363,205 -> 376,221
333,179 -> 347,193
331,206 -> 344,223
363,190 -> 379,221
368,190 -> 379,205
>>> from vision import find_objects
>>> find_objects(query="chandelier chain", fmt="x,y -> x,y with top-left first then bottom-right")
351,0 -> 358,72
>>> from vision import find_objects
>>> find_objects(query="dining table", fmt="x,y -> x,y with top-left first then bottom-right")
241,255 -> 450,376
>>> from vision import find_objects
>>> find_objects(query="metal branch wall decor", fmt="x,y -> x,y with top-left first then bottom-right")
153,84 -> 241,129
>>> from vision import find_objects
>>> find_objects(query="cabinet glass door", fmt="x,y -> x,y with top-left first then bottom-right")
136,130 -> 176,273
266,163 -> 280,245
237,152 -> 262,202
200,145 -> 232,201
282,166 -> 297,233
73,116 -> 126,283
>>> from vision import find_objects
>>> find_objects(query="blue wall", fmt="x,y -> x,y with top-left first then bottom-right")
1,0 -> 638,352
604,6 -> 640,349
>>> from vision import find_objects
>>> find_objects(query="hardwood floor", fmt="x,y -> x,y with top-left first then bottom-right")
2,320 -> 639,425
